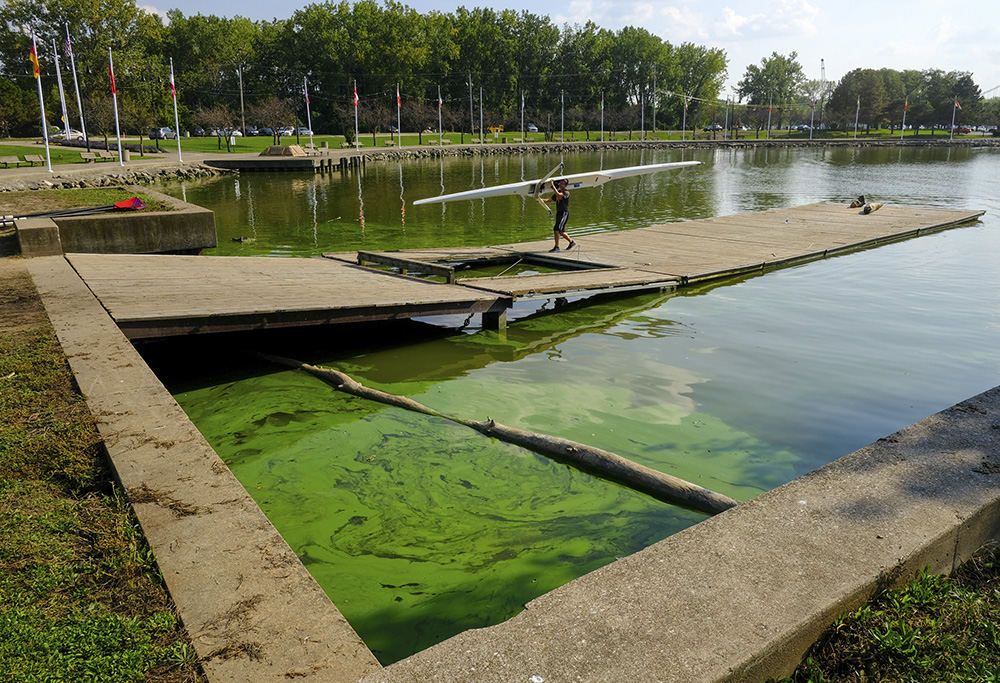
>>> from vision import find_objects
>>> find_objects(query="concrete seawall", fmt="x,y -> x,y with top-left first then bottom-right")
15,186 -> 215,257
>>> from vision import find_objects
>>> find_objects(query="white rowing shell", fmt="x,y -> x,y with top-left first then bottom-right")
412,160 -> 702,206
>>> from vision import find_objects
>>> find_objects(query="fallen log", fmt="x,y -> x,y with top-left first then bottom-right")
259,353 -> 739,516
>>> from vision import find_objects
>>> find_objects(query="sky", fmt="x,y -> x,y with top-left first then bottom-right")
143,0 -> 1000,97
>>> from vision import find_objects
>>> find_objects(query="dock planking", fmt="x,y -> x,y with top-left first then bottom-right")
67,253 -> 508,338
363,202 -> 984,297
65,202 -> 983,338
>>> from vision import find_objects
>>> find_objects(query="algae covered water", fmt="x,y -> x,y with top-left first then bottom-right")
154,146 -> 1000,663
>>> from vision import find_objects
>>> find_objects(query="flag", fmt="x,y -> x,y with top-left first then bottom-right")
302,84 -> 308,104
109,59 -> 116,95
438,93 -> 442,109
29,42 -> 40,79
169,72 -> 176,99
396,85 -> 400,108
600,94 -> 604,110
685,97 -> 689,111
954,99 -> 961,110
352,84 -> 358,107
64,27 -> 72,59
903,99 -> 908,112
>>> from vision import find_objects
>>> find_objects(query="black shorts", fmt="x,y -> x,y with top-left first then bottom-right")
553,211 -> 569,233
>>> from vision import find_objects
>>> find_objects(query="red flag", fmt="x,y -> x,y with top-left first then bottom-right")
29,42 -> 40,79
109,61 -> 116,95
396,85 -> 400,108
353,84 -> 358,107
169,74 -> 176,99
954,99 -> 961,110
438,94 -> 442,109
903,99 -> 908,112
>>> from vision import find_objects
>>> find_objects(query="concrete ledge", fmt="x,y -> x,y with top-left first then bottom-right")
15,217 -> 63,257
368,387 -> 1000,682
27,255 -> 381,682
55,186 -> 216,254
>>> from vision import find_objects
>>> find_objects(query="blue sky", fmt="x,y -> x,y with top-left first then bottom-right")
143,0 -> 1000,99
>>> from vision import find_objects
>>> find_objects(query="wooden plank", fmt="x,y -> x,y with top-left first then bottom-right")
458,268 -> 677,296
356,250 -> 455,283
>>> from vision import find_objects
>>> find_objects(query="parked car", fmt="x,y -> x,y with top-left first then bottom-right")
150,126 -> 176,139
259,127 -> 274,136
527,123 -> 539,133
277,126 -> 294,136
388,125 -> 399,133
952,126 -> 971,134
703,124 -> 723,132
191,126 -> 205,137
245,125 -> 259,136
296,127 -> 312,135
52,128 -> 85,142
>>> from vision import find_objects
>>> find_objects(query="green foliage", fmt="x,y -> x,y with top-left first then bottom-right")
789,545 -> 1000,682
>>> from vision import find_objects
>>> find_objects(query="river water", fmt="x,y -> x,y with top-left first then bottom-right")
149,145 -> 1000,663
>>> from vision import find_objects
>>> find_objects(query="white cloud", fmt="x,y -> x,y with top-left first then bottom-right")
140,4 -> 171,25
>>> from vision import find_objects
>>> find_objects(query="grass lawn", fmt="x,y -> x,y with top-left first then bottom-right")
0,259 -> 204,682
787,543 -> 1000,681
0,189 -> 171,216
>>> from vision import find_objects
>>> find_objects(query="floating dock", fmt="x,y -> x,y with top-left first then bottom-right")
66,202 -> 982,339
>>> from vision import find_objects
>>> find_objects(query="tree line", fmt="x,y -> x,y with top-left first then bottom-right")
0,0 -> 994,140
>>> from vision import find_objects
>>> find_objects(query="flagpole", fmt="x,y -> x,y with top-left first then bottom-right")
949,98 -> 957,142
724,97 -> 729,141
600,92 -> 604,142
560,89 -> 564,142
479,86 -> 483,145
238,64 -> 246,136
520,89 -> 524,143
396,82 -> 401,145
170,58 -> 182,163
303,76 -> 313,148
766,94 -> 772,140
30,31 -> 53,173
682,95 -> 687,141
640,91 -> 645,141
853,95 -> 860,140
52,39 -> 70,139
900,98 -> 907,141
65,24 -> 87,149
353,79 -> 359,150
109,48 -> 123,166
437,84 -> 442,147
809,101 -> 815,140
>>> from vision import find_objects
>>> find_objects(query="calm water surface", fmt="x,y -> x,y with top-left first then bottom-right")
152,146 -> 1000,663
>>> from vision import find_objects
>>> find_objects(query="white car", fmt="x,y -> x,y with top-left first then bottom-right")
277,127 -> 294,136
52,128 -> 85,142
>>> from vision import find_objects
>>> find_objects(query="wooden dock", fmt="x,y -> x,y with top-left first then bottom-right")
64,202 -> 982,339
67,253 -> 509,339
346,202 -> 984,299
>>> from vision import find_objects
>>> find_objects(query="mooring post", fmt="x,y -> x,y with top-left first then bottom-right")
482,307 -> 507,334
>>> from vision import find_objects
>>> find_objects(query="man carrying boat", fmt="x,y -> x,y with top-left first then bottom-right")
544,179 -> 577,252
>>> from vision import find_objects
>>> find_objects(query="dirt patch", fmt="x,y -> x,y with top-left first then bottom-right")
0,257 -> 48,332
128,483 -> 208,517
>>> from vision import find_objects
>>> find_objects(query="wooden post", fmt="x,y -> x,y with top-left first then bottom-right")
482,307 -> 507,332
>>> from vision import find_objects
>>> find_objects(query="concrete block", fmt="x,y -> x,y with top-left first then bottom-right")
16,217 -> 63,257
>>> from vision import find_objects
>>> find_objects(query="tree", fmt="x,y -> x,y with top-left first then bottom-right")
248,97 -> 295,144
828,69 -> 888,132
737,52 -> 805,129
